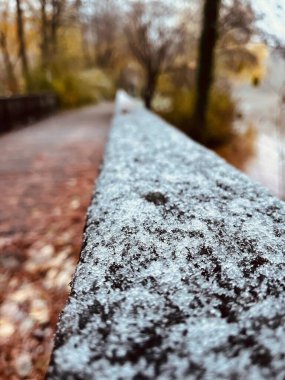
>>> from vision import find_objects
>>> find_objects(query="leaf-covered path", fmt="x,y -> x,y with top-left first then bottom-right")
0,102 -> 113,379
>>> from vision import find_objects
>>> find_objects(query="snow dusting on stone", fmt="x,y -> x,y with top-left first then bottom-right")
47,102 -> 285,380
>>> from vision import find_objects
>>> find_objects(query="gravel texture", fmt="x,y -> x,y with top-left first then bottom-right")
47,102 -> 285,380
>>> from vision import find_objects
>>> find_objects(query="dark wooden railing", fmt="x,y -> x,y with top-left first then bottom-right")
0,93 -> 57,133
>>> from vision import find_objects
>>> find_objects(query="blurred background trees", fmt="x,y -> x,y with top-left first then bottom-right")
0,0 -> 284,149
124,1 -> 184,109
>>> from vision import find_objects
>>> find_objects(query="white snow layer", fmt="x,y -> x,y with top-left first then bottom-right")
47,102 -> 285,380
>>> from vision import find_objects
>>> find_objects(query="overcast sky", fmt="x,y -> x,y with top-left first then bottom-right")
251,0 -> 285,44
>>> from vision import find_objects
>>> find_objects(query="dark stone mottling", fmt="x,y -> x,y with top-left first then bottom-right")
47,102 -> 285,380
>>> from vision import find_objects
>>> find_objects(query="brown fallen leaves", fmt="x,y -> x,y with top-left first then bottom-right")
0,104 -> 112,380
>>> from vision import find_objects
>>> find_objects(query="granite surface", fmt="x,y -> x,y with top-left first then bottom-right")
47,102 -> 285,380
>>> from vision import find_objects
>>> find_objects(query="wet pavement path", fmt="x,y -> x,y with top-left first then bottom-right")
0,102 -> 113,379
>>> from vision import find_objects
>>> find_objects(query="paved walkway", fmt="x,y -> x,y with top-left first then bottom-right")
0,103 -> 113,380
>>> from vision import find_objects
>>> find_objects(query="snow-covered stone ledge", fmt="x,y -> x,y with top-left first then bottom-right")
47,94 -> 285,380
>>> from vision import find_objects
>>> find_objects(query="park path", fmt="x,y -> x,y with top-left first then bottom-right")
0,102 -> 113,380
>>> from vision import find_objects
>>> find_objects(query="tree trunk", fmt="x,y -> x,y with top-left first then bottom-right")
16,0 -> 30,89
81,24 -> 92,67
143,70 -> 157,110
0,32 -> 18,93
73,0 -> 91,67
51,0 -> 64,56
192,0 -> 221,141
40,0 -> 49,68
51,3 -> 58,55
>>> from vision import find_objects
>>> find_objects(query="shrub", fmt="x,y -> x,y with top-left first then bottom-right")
28,66 -> 116,109
155,83 -> 236,147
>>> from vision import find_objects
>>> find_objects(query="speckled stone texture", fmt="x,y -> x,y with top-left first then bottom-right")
47,105 -> 285,380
